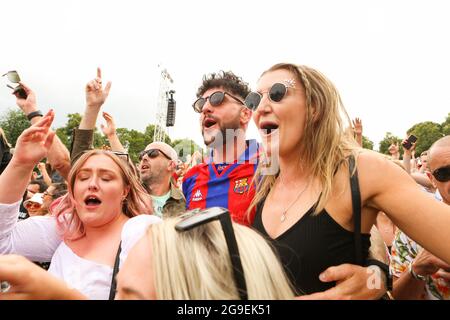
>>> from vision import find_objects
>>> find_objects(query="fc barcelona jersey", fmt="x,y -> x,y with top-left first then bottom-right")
182,140 -> 260,226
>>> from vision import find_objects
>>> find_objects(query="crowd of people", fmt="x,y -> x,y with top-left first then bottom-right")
0,64 -> 449,300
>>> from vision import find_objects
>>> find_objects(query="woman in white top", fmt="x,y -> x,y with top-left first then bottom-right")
0,111 -> 160,299
0,213 -> 294,300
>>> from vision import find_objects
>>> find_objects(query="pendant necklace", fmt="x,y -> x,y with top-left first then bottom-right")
278,174 -> 311,222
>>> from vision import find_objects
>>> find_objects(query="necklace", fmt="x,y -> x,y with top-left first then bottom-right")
277,174 -> 311,222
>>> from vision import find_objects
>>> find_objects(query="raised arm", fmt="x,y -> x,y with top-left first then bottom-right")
100,112 -> 125,152
71,68 -> 112,163
360,152 -> 450,264
401,137 -> 416,174
37,162 -> 52,186
352,117 -> 363,147
14,83 -> 70,180
0,112 -> 55,204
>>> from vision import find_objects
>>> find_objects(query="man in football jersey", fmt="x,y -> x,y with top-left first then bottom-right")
182,71 -> 259,225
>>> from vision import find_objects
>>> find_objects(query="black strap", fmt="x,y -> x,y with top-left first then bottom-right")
219,216 -> 248,300
348,155 -> 363,266
109,241 -> 122,300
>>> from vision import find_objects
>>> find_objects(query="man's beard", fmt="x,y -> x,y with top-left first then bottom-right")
202,119 -> 241,147
141,171 -> 164,189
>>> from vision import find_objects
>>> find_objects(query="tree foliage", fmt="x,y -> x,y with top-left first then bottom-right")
55,113 -> 82,149
362,136 -> 374,150
441,112 -> 450,136
0,109 -> 30,146
378,132 -> 403,156
116,128 -> 148,163
407,121 -> 443,155
144,124 -> 171,145
171,138 -> 203,161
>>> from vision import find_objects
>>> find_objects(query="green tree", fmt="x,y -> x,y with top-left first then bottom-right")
441,112 -> 450,136
407,121 -> 443,155
55,113 -> 82,149
0,109 -> 30,146
55,112 -> 108,150
116,128 -> 148,163
378,132 -> 403,156
171,138 -> 203,161
144,124 -> 171,145
362,136 -> 374,150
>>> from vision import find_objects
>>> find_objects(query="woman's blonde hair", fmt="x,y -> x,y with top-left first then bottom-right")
250,63 -> 359,215
0,128 -> 11,148
50,150 -> 153,240
149,217 -> 295,299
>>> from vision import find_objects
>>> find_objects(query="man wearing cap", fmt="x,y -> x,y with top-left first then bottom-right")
23,193 -> 47,217
138,142 -> 186,218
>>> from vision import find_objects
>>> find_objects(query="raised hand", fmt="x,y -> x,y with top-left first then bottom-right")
14,82 -> 38,115
100,111 -> 117,137
85,67 -> 112,109
352,118 -> 363,136
37,162 -> 46,173
11,110 -> 56,168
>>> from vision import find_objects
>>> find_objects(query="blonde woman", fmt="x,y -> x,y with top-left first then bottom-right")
244,63 -> 450,299
0,111 -> 160,299
0,127 -> 13,174
0,210 -> 294,300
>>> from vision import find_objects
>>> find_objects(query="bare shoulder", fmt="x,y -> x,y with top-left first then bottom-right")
355,149 -> 392,172
354,150 -> 413,198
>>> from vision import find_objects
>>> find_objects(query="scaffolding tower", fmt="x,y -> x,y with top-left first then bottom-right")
153,67 -> 174,142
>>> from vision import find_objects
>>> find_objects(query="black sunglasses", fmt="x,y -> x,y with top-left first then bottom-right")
192,91 -> 244,113
1,70 -> 27,99
139,149 -> 172,161
175,207 -> 248,300
432,165 -> 450,182
244,82 -> 294,111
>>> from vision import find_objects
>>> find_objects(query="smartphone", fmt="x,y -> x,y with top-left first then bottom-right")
402,135 -> 417,150
12,85 -> 28,99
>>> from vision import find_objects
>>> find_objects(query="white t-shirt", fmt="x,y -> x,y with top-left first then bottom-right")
0,200 -> 161,300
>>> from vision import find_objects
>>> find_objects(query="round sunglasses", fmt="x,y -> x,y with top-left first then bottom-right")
432,165 -> 450,183
244,83 -> 294,111
192,91 -> 244,113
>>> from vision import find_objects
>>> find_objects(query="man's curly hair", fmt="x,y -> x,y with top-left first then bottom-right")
196,71 -> 250,100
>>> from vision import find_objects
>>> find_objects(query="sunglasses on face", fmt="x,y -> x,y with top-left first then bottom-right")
244,82 -> 294,111
139,149 -> 172,161
25,202 -> 41,209
192,91 -> 244,113
175,207 -> 247,300
432,165 -> 450,182
1,70 -> 28,99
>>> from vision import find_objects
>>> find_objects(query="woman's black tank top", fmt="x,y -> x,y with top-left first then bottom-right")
253,199 -> 370,295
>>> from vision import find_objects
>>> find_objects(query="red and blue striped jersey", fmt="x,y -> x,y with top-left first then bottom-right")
182,140 -> 260,226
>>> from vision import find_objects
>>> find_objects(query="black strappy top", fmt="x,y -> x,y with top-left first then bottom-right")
252,156 -> 371,295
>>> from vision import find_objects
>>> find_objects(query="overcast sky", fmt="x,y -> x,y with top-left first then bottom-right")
1,0 -> 449,149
